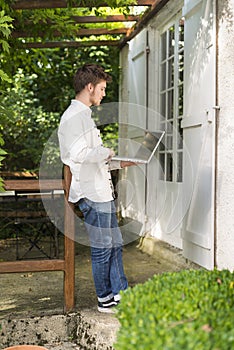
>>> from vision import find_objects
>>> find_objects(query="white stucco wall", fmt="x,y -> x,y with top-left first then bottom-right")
119,0 -> 234,270
216,0 -> 234,270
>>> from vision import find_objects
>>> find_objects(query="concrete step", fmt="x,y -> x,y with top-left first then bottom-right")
0,310 -> 120,350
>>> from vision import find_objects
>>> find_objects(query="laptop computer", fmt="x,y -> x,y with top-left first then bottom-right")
112,130 -> 165,164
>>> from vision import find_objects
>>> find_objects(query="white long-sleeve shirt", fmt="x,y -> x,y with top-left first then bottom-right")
58,99 -> 121,203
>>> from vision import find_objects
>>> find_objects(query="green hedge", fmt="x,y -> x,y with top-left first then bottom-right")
115,269 -> 234,350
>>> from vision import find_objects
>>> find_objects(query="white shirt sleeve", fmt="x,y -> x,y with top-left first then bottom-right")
109,160 -> 122,170
70,136 -> 110,164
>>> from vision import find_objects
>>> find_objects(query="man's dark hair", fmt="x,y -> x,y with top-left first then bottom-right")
73,63 -> 112,94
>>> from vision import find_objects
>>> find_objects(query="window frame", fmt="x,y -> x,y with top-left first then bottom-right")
158,13 -> 184,183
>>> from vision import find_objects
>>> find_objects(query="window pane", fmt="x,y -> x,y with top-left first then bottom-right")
177,118 -> 183,149
168,57 -> 174,88
179,19 -> 184,50
166,153 -> 173,181
178,84 -> 183,116
161,31 -> 167,61
161,62 -> 166,91
166,120 -> 173,133
166,133 -> 173,150
178,54 -> 184,85
168,90 -> 174,119
169,26 -> 175,56
166,121 -> 173,150
177,152 -> 183,182
159,142 -> 165,152
160,93 -> 166,118
159,153 -> 165,180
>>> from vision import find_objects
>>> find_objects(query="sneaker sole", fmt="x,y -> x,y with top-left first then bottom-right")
97,306 -> 117,314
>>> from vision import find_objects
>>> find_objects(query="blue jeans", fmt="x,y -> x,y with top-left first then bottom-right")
78,198 -> 128,301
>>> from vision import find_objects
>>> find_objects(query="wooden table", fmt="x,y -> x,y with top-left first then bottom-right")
0,171 -> 75,312
3,179 -> 63,192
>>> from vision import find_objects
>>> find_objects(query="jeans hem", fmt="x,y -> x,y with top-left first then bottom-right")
97,293 -> 114,302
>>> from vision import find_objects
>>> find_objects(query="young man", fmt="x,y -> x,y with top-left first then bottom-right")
58,63 -> 135,313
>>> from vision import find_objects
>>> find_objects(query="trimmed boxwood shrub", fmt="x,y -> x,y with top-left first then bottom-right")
115,269 -> 234,350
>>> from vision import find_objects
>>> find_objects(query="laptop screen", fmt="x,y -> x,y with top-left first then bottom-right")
132,130 -> 165,162
114,129 -> 165,163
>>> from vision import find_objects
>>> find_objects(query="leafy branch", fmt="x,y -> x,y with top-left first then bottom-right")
0,135 -> 7,191
66,0 -> 137,9
0,10 -> 14,82
0,8 -> 13,190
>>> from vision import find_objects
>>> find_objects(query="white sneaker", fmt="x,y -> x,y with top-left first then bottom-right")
97,298 -> 118,313
114,294 -> 121,303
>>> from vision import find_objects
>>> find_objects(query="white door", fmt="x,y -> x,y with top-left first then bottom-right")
148,13 -> 186,249
118,29 -> 148,228
128,28 -> 147,129
181,0 -> 216,269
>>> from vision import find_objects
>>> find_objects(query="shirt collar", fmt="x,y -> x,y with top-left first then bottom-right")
71,99 -> 91,110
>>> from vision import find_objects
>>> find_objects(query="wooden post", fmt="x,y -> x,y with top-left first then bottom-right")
63,165 -> 75,312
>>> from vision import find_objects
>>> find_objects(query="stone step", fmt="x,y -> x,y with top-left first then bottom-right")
0,311 -> 120,350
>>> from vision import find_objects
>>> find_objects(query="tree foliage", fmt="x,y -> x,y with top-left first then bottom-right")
0,70 -> 61,171
0,44 -> 120,172
0,5 -> 14,190
0,41 -> 120,172
0,0 -> 145,173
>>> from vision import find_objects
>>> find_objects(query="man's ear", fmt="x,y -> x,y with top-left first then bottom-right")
87,83 -> 94,92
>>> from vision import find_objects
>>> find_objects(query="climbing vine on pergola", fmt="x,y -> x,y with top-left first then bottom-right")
5,0 -> 159,49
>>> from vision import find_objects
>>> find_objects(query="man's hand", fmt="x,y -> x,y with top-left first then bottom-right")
120,161 -> 137,168
106,149 -> 115,162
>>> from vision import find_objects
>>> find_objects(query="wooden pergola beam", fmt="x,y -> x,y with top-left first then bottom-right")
71,14 -> 139,23
10,1 -> 154,48
20,40 -> 120,49
12,0 -> 155,10
12,27 -> 129,38
14,15 -> 139,27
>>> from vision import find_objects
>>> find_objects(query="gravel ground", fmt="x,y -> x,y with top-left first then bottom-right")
0,234 -> 199,319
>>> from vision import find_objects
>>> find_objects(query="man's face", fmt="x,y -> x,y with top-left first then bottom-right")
89,80 -> 107,106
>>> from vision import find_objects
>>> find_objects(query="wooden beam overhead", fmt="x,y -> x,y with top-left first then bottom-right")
10,1 -> 155,49
12,0 -> 154,10
10,0 -> 170,50
21,40 -> 120,49
12,27 -> 129,38
13,15 -> 139,29
70,15 -> 139,23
